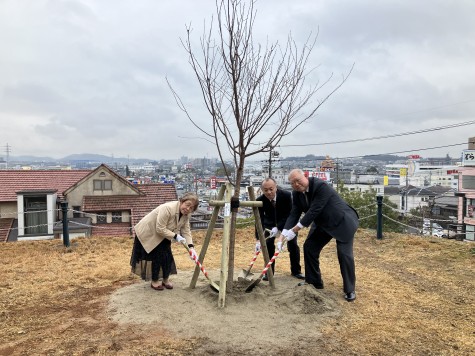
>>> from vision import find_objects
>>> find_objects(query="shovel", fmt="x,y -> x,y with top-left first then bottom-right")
238,249 -> 260,282
238,229 -> 275,282
181,242 -> 219,293
245,239 -> 287,293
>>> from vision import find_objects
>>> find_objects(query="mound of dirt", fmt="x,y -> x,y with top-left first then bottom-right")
108,271 -> 340,355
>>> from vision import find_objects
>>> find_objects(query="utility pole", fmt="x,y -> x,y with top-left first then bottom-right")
4,143 -> 11,168
267,149 -> 279,178
336,158 -> 340,192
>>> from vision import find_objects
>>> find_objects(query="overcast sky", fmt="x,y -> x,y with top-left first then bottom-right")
1,0 -> 475,162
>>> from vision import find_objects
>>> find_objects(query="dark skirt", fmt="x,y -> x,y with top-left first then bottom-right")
130,236 -> 177,281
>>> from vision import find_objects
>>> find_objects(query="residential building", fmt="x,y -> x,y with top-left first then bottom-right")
455,147 -> 475,241
0,164 -> 177,242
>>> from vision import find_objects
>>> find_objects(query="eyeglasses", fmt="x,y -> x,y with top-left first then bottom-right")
289,177 -> 304,185
181,202 -> 195,211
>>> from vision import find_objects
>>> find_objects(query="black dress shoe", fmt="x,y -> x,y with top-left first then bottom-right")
345,291 -> 356,302
292,273 -> 305,280
262,274 -> 268,281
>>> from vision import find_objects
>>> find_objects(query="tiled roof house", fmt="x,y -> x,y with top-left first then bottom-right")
0,164 -> 177,242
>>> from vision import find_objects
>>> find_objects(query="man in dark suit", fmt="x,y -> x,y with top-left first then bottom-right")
280,169 -> 359,302
255,177 -> 304,280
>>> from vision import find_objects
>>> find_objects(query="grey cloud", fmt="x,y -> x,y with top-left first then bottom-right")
1,0 -> 475,159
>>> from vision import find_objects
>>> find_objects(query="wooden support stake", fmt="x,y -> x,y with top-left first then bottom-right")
209,200 -> 263,208
247,186 -> 275,288
190,185 -> 226,289
218,183 -> 233,308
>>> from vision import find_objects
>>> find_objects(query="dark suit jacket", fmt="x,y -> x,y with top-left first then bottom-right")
255,188 -> 292,238
284,177 -> 359,242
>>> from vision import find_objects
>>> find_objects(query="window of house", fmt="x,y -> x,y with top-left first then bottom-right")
93,180 -> 102,190
73,206 -> 81,218
97,212 -> 107,224
462,175 -> 475,189
112,212 -> 122,223
104,180 -> 112,190
93,180 -> 113,191
24,196 -> 48,235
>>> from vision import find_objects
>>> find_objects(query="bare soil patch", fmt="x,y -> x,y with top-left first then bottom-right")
0,228 -> 474,355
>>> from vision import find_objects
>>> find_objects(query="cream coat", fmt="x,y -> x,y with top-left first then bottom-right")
134,201 -> 193,254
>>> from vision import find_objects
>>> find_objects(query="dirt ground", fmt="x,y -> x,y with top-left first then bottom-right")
0,228 -> 474,355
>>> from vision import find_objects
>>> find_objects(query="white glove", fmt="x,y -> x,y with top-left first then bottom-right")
189,248 -> 198,262
281,229 -> 296,241
276,241 -> 286,252
255,241 -> 261,253
269,227 -> 279,238
175,234 -> 186,244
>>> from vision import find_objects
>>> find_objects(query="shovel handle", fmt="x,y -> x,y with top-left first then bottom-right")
247,249 -> 260,268
260,251 -> 279,277
181,242 -> 220,293
181,242 -> 209,278
259,237 -> 288,277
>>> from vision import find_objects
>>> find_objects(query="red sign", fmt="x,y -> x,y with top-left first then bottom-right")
210,176 -> 216,189
407,155 -> 421,159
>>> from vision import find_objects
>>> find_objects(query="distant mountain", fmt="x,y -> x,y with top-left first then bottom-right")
60,153 -> 155,163
281,154 -> 327,161
60,153 -> 118,162
9,155 -> 55,162
8,153 -> 154,163
361,154 -> 406,162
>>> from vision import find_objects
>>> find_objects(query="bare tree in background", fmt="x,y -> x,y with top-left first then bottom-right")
168,0 -> 351,291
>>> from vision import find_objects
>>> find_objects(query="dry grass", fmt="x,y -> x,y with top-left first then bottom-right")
0,228 -> 474,355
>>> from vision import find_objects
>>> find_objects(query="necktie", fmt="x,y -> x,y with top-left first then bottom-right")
271,199 -> 277,225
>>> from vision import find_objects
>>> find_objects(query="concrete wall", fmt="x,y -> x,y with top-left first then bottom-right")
0,202 -> 18,219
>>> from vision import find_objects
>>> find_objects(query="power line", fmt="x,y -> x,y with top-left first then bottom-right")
280,120 -> 475,147
338,141 -> 472,159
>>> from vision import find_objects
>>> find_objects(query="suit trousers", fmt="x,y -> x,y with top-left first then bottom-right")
265,236 -> 302,275
303,225 -> 355,293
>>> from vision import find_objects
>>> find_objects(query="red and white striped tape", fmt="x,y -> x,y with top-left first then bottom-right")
189,250 -> 209,278
260,252 -> 279,276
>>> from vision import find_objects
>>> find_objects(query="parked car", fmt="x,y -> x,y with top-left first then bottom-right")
422,228 -> 447,238
423,221 -> 443,231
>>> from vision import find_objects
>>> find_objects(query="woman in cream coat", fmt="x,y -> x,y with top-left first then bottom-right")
130,192 -> 199,290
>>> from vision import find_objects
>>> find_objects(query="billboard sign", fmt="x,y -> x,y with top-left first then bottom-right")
462,150 -> 475,166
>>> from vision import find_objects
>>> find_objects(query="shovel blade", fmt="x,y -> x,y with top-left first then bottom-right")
238,268 -> 254,281
238,276 -> 253,283
210,283 -> 219,293
245,277 -> 262,293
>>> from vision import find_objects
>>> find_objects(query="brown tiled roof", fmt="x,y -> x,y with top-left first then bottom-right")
82,183 -> 177,228
0,218 -> 14,242
0,170 -> 91,202
131,184 -> 178,225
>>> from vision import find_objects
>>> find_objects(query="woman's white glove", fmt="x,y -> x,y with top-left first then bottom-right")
175,234 -> 186,244
269,227 -> 279,238
255,241 -> 261,253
